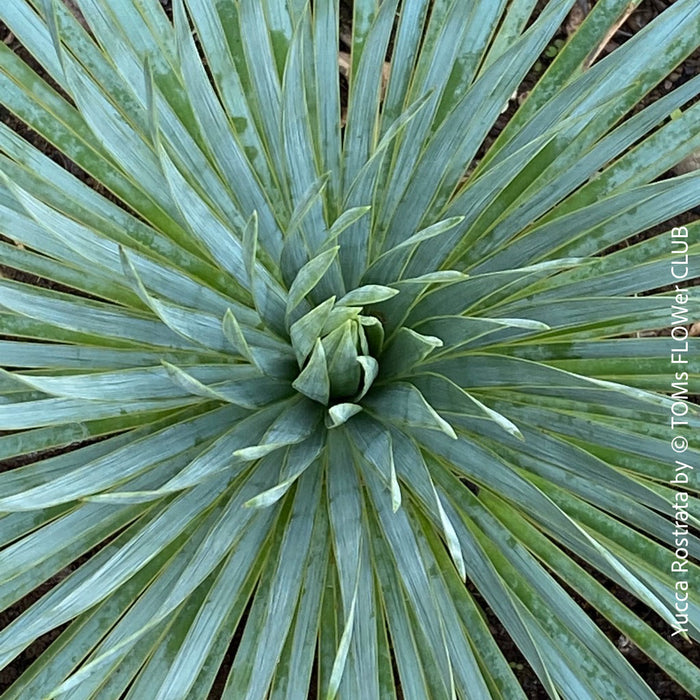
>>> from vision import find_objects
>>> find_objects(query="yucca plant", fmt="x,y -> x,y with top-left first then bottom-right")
0,0 -> 699,697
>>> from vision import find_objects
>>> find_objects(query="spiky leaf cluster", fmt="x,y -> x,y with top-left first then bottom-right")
0,0 -> 699,698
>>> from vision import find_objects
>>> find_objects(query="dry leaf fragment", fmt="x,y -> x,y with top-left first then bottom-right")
565,0 -> 590,37
338,51 -> 351,79
338,51 -> 391,95
675,150 -> 700,176
584,2 -> 637,69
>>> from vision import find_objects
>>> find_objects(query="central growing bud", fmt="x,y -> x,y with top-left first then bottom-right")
274,234 -> 462,429
289,286 -> 394,408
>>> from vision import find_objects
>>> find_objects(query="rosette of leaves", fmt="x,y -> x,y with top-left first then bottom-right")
1,0 -> 699,697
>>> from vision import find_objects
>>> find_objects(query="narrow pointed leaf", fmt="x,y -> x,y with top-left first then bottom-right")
290,297 -> 336,364
286,247 -> 340,317
365,384 -> 457,440
292,339 -> 330,405
338,285 -> 399,307
327,403 -> 363,428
